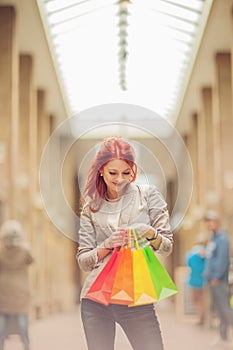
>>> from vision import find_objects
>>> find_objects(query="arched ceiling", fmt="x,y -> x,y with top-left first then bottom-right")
37,0 -> 212,127
0,0 -> 231,137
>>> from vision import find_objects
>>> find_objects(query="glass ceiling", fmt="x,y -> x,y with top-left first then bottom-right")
37,0 -> 212,124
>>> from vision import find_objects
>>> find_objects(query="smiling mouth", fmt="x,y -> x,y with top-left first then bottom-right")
113,182 -> 123,186
113,180 -> 129,187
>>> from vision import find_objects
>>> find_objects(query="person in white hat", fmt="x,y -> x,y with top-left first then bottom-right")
186,234 -> 207,326
0,220 -> 34,350
203,211 -> 233,346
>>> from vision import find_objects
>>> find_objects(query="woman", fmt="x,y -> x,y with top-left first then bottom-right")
0,220 -> 34,350
77,137 -> 173,350
186,236 -> 207,325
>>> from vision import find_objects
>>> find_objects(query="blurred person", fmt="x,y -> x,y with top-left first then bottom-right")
0,220 -> 34,350
77,137 -> 173,350
186,235 -> 207,326
203,210 -> 233,346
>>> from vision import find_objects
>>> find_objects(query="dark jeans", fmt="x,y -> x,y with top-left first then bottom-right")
210,281 -> 233,340
81,299 -> 164,350
0,313 -> 30,350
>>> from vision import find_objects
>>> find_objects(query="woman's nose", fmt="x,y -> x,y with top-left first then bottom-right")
116,174 -> 124,181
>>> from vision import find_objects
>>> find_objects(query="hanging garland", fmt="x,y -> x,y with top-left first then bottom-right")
117,1 -> 131,91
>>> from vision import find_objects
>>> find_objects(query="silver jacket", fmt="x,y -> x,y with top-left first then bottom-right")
77,183 -> 173,299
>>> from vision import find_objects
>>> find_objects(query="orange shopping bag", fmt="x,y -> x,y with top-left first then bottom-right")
110,246 -> 134,305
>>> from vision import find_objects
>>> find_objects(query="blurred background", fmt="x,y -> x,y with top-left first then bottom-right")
0,0 -> 233,348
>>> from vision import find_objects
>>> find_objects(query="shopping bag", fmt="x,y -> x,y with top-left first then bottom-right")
128,230 -> 158,306
129,247 -> 158,306
143,245 -> 178,300
129,228 -> 177,305
85,228 -> 178,307
110,246 -> 134,305
85,248 -> 121,305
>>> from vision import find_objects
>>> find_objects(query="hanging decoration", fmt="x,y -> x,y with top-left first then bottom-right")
116,0 -> 131,91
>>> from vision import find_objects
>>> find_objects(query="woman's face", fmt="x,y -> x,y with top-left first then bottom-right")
101,159 -> 133,198
205,219 -> 219,232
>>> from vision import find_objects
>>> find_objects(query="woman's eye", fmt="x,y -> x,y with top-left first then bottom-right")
108,171 -> 131,176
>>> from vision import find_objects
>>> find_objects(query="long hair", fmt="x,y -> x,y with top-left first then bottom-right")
83,137 -> 137,212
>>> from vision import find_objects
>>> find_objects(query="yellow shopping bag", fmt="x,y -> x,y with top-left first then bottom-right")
129,247 -> 158,306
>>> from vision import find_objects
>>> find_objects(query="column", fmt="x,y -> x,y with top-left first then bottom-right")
0,6 -> 18,218
201,87 -> 217,208
35,89 -> 50,317
196,100 -> 206,210
18,54 -> 34,228
186,114 -> 201,228
215,52 -> 233,219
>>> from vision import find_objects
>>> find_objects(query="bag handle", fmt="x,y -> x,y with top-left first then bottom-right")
130,228 -> 150,250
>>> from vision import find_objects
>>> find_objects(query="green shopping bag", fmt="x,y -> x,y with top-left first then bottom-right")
133,228 -> 178,301
142,245 -> 178,300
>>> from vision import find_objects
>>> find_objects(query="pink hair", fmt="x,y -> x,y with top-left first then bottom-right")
83,137 -> 137,212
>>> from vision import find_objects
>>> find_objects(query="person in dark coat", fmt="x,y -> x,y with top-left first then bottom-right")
204,210 -> 233,346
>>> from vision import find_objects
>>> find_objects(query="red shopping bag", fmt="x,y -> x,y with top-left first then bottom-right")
85,248 -> 121,305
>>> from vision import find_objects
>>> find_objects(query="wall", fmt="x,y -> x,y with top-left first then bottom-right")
176,0 -> 233,263
0,4 -> 78,319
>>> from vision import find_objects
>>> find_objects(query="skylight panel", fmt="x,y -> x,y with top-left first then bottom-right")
37,0 -> 212,124
162,0 -> 204,12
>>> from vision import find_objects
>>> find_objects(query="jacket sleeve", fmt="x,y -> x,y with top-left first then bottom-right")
76,204 -> 99,272
147,185 -> 173,256
212,236 -> 229,280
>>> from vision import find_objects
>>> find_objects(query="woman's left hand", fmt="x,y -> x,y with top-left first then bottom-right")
101,229 -> 128,249
111,229 -> 128,247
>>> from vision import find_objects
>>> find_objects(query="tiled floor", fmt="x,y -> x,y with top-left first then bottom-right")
4,301 -> 231,350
